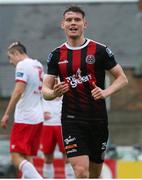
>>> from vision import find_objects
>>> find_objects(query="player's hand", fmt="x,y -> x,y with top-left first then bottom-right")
53,81 -> 69,97
91,82 -> 107,100
0,114 -> 9,129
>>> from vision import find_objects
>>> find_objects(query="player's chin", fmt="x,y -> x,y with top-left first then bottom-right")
68,34 -> 79,39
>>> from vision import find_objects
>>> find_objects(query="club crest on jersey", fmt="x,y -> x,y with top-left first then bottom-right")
86,55 -> 95,64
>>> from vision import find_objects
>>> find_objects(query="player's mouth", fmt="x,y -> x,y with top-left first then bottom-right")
69,27 -> 78,33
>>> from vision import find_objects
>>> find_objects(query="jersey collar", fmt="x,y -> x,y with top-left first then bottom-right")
64,38 -> 90,50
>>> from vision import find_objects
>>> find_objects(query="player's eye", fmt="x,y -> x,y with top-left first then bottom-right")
65,18 -> 72,22
74,18 -> 82,22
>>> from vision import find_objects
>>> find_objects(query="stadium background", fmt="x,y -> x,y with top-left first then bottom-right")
0,0 -> 142,178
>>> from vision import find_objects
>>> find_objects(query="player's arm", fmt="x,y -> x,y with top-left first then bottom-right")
0,81 -> 26,128
91,64 -> 128,100
42,75 -> 69,100
103,46 -> 128,96
92,45 -> 128,100
42,75 -> 57,100
104,64 -> 128,97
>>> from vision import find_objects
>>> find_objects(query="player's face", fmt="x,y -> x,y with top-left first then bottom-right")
7,52 -> 19,66
61,11 -> 87,40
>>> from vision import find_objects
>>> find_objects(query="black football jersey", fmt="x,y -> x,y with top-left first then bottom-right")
47,39 -> 117,121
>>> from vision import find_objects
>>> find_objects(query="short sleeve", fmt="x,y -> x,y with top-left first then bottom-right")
15,61 -> 28,83
46,50 -> 59,76
103,46 -> 117,70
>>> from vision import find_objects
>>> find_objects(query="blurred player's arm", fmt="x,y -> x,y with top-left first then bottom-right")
0,81 -> 26,128
42,75 -> 69,100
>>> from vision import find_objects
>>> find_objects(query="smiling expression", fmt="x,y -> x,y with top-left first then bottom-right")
61,11 -> 87,40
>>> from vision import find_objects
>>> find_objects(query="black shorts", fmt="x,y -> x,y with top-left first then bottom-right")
62,118 -> 108,163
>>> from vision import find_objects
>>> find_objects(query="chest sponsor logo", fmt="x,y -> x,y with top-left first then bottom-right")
86,55 -> 95,64
65,68 -> 95,88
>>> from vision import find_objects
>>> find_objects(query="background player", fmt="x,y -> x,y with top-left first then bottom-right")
40,77 -> 74,178
0,41 -> 44,179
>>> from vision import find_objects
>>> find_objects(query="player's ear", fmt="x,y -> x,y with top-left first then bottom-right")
84,19 -> 87,29
61,20 -> 64,29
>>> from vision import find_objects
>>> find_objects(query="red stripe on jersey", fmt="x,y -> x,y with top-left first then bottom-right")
86,41 -> 96,87
58,45 -> 73,106
72,50 -> 82,91
72,50 -> 81,73
58,45 -> 68,80
72,50 -> 87,109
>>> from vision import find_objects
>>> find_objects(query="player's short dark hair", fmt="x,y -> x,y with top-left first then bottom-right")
8,41 -> 27,54
63,6 -> 85,18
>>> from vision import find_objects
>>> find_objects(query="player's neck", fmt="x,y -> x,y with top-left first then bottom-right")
67,37 -> 86,47
20,54 -> 29,61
